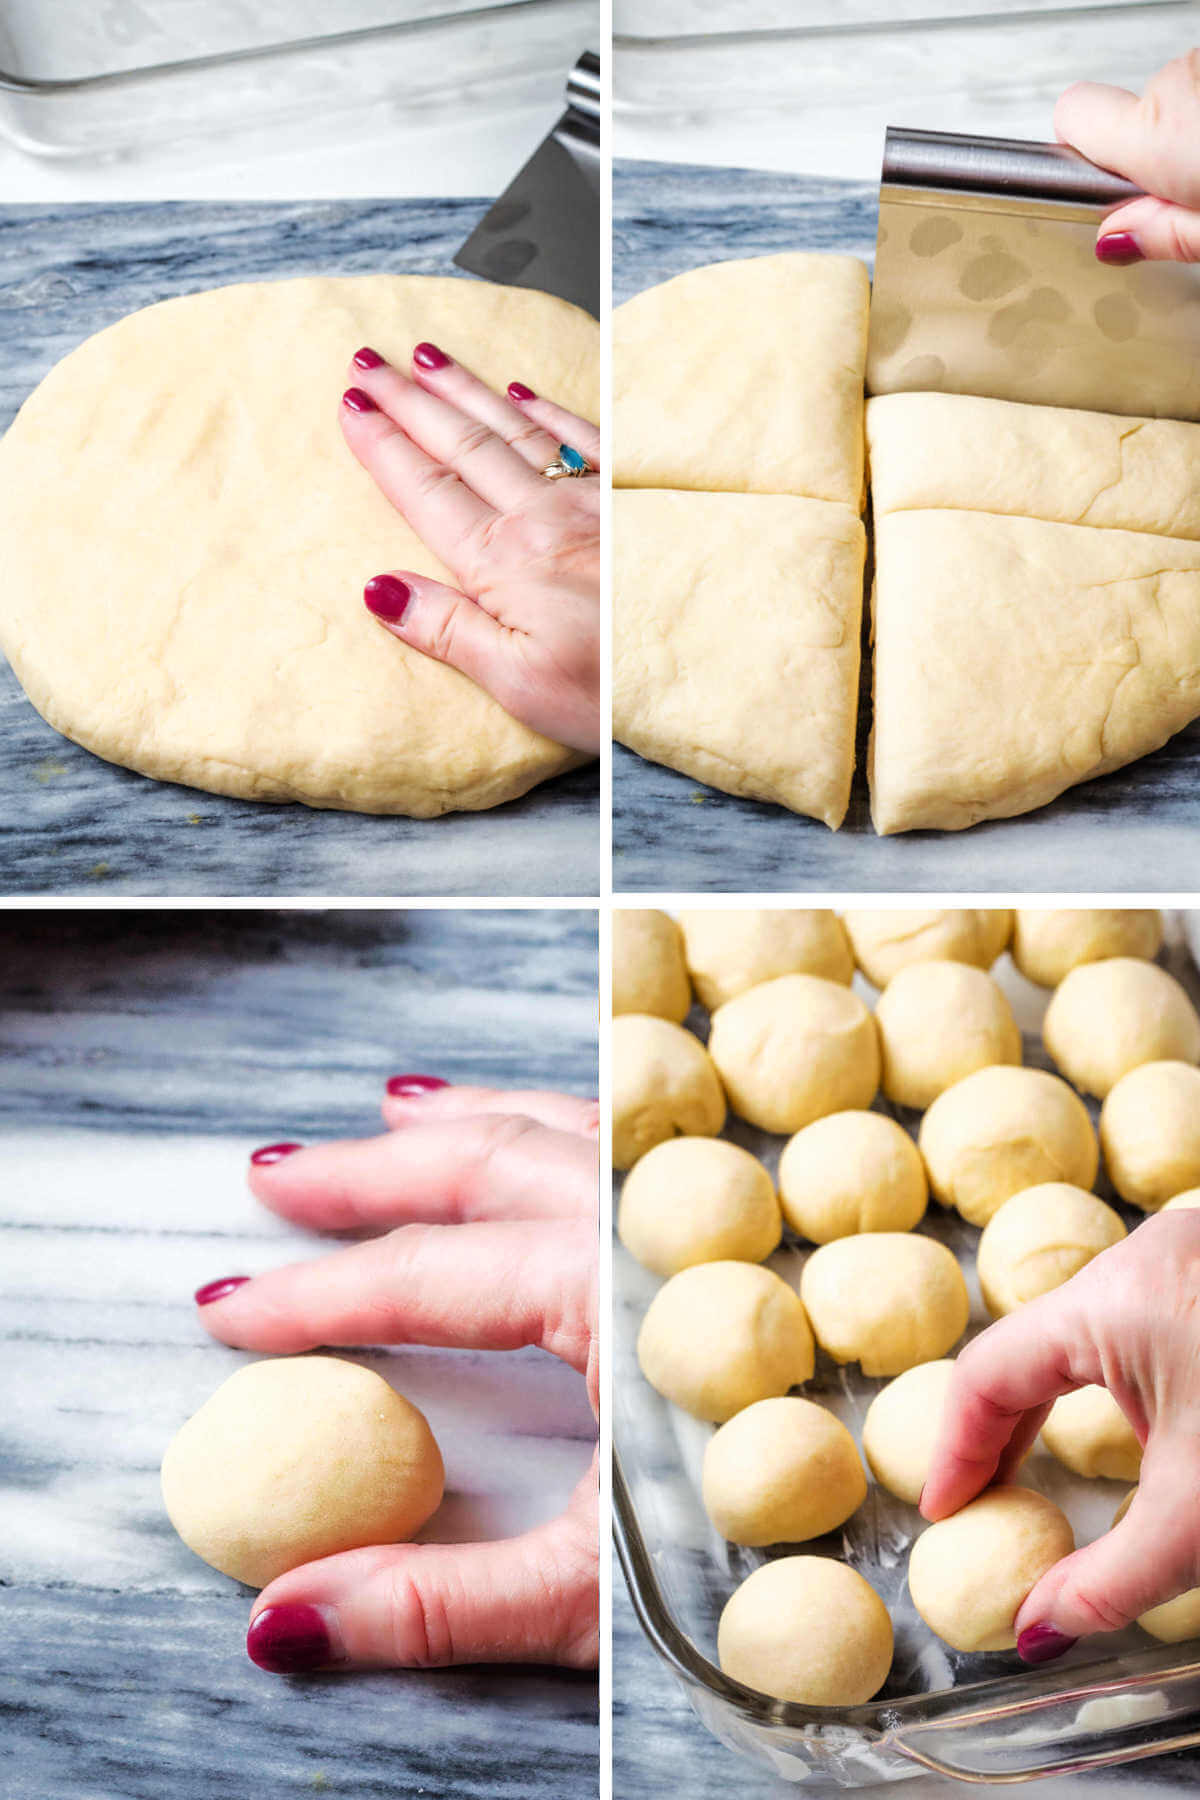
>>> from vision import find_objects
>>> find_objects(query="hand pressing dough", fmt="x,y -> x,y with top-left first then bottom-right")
1043,1387 -> 1142,1482
615,253 -> 870,505
869,509 -> 1200,835
862,1360 -> 957,1506
875,959 -> 1022,1110
707,974 -> 880,1135
908,1487 -> 1075,1652
1113,1492 -> 1200,1642
612,909 -> 692,1022
717,1557 -> 893,1706
618,1136 -> 781,1276
1043,957 -> 1200,1098
977,1184 -> 1125,1317
613,490 -> 866,828
677,909 -> 853,1011
919,1065 -> 1098,1227
777,1109 -> 927,1244
161,1356 -> 444,1587
1012,910 -> 1163,988
843,909 -> 1012,988
799,1233 -> 968,1376
0,276 -> 598,815
612,1015 -> 725,1170
702,1396 -> 867,1546
1099,1061 -> 1200,1209
636,1260 -> 814,1422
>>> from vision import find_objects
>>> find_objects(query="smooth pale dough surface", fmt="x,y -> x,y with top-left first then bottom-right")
1042,1386 -> 1142,1482
612,1015 -> 725,1171
1113,1492 -> 1200,1642
614,490 -> 866,828
615,254 -> 870,505
1012,909 -> 1164,988
1099,1060 -> 1200,1209
1162,1187 -> 1200,1211
777,1109 -> 927,1244
0,275 -> 598,815
612,909 -> 692,1022
160,1356 -> 444,1588
908,1487 -> 1075,1652
843,909 -> 1012,988
636,1260 -> 815,1423
707,973 -> 880,1135
701,1396 -> 867,1546
678,909 -> 853,1011
862,1360 -> 956,1506
870,510 -> 1200,835
617,1135 -> 781,1276
977,1184 -> 1125,1317
875,959 -> 1022,1110
1043,957 -> 1200,1099
799,1233 -> 969,1376
919,1065 -> 1099,1227
717,1556 -> 893,1706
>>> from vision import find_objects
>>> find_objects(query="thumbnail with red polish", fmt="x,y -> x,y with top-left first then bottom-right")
364,575 -> 412,622
195,1276 -> 250,1307
1017,1623 -> 1078,1664
247,1604 -> 334,1674
387,1074 -> 449,1097
251,1142 -> 302,1167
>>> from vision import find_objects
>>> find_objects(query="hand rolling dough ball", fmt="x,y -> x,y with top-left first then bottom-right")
907,1487 -> 1075,1652
861,1359 -> 956,1506
677,908 -> 853,1010
612,1014 -> 725,1171
1043,957 -> 1200,1099
717,1556 -> 893,1705
1012,910 -> 1163,988
1100,1061 -> 1200,1209
617,1136 -> 781,1276
612,909 -> 691,1022
799,1233 -> 969,1376
842,909 -> 1012,989
777,1109 -> 927,1244
919,1065 -> 1098,1227
701,1396 -> 867,1546
1161,1188 -> 1200,1212
875,960 -> 1022,1110
707,974 -> 880,1135
1042,1386 -> 1142,1482
1112,1491 -> 1200,1642
636,1260 -> 814,1422
161,1356 -> 444,1588
976,1184 -> 1125,1317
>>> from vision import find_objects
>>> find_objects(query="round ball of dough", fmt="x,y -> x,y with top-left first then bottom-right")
612,1015 -> 725,1171
862,1360 -> 956,1506
799,1233 -> 969,1376
1161,1188 -> 1200,1212
636,1261 -> 814,1422
1012,910 -> 1163,988
618,1136 -> 781,1276
919,1065 -> 1098,1227
1042,1386 -> 1142,1482
161,1356 -> 444,1588
707,974 -> 880,1136
875,960 -> 1022,1110
612,909 -> 691,1022
1043,957 -> 1200,1099
1100,1061 -> 1200,1209
976,1184 -> 1126,1317
702,1397 -> 867,1546
843,909 -> 1012,989
717,1557 -> 893,1705
677,908 -> 853,1010
1113,1493 -> 1200,1642
777,1110 -> 927,1244
907,1487 -> 1075,1652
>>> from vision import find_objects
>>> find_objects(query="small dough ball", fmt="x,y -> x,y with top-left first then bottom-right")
618,1136 -> 781,1276
1161,1188 -> 1200,1212
1043,957 -> 1200,1099
678,908 -> 853,1010
636,1260 -> 814,1422
799,1233 -> 969,1376
1042,1386 -> 1142,1482
1012,910 -> 1163,988
919,1065 -> 1098,1227
612,909 -> 691,1021
1113,1493 -> 1200,1642
843,909 -> 1012,989
161,1356 -> 444,1588
702,1396 -> 867,1546
612,1015 -> 725,1170
708,974 -> 880,1135
908,1486 -> 1075,1652
977,1184 -> 1126,1317
875,960 -> 1022,1110
777,1110 -> 927,1244
1100,1061 -> 1200,1209
862,1360 -> 956,1506
718,1557 -> 893,1705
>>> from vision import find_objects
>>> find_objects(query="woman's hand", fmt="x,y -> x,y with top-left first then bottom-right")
195,1080 -> 599,1675
922,1210 -> 1200,1663
340,344 -> 600,754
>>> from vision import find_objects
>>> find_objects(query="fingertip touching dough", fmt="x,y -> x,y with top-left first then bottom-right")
843,909 -> 1012,988
717,1556 -> 893,1706
1113,1493 -> 1200,1642
707,973 -> 880,1135
612,1015 -> 725,1171
1099,1060 -> 1200,1209
1042,1386 -> 1142,1482
777,1109 -> 927,1244
701,1396 -> 867,1546
617,1136 -> 781,1277
636,1260 -> 815,1422
799,1233 -> 969,1376
1043,957 -> 1200,1098
908,1487 -> 1075,1653
678,909 -> 853,1011
919,1065 -> 1099,1227
612,909 -> 692,1022
1012,909 -> 1163,989
862,1360 -> 957,1506
977,1184 -> 1125,1317
875,959 -> 1022,1110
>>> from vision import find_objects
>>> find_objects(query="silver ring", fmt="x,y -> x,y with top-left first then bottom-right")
542,443 -> 596,480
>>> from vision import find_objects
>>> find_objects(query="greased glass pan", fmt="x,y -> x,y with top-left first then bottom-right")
614,914 -> 1200,1786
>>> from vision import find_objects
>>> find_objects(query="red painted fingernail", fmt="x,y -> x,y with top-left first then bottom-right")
1096,231 -> 1143,266
1017,1624 -> 1078,1665
195,1276 -> 250,1307
364,575 -> 412,623
387,1074 -> 449,1097
414,342 -> 450,371
508,381 -> 536,402
250,1142 -> 302,1167
247,1605 -> 335,1674
342,386 -> 378,413
353,345 -> 385,370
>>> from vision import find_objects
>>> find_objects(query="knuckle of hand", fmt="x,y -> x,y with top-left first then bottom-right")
387,1565 -> 456,1667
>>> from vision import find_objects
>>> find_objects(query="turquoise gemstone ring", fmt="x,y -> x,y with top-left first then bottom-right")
542,443 -> 596,480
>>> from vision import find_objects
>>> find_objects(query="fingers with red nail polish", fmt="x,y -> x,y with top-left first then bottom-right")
1017,1623 -> 1078,1665
251,1142 -> 303,1167
507,381 -> 536,403
353,346 -> 385,370
247,1603 -> 340,1674
342,387 -> 377,413
1096,230 -> 1143,265
386,1074 -> 448,1098
413,342 -> 450,371
364,575 -> 412,623
195,1276 -> 250,1307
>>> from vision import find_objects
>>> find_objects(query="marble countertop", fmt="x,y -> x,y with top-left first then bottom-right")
0,907 -> 599,1800
0,200 -> 598,897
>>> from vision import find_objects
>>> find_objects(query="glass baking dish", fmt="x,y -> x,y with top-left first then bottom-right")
613,920 -> 1200,1785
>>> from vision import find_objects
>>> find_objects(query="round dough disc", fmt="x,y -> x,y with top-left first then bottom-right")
701,1396 -> 866,1546
842,909 -> 1012,988
717,1556 -> 893,1706
862,1359 -> 957,1506
1042,1386 -> 1142,1482
1100,1060 -> 1200,1209
707,972 -> 880,1135
1043,957 -> 1200,1098
976,1183 -> 1126,1317
777,1109 -> 927,1244
907,1486 -> 1075,1652
617,1135 -> 780,1276
874,958 -> 1022,1110
677,908 -> 853,1010
612,910 -> 692,1022
918,1064 -> 1098,1226
636,1260 -> 814,1422
799,1232 -> 969,1376
1012,910 -> 1163,988
611,1015 -> 726,1170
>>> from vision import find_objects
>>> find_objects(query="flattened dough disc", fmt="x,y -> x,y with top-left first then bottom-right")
0,274 -> 599,817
